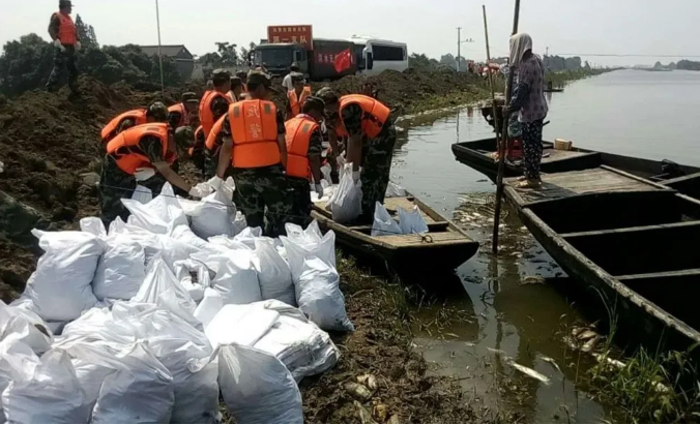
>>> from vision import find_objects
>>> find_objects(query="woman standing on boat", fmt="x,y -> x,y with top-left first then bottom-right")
506,33 -> 548,188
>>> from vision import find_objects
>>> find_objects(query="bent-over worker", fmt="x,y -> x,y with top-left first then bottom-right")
46,0 -> 81,94
168,92 -> 200,129
199,69 -> 232,138
318,89 -> 397,223
286,72 -> 312,119
99,123 -> 205,225
211,72 -> 290,237
284,96 -> 326,227
101,102 -> 170,143
229,77 -> 246,102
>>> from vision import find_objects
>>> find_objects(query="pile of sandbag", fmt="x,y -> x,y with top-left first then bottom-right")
1,183 -> 354,424
371,201 -> 429,236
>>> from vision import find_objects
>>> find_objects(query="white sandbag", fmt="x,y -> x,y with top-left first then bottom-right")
371,201 -> 402,236
23,230 -> 101,322
255,238 -> 295,306
131,256 -> 199,327
327,163 -> 362,224
66,342 -> 174,424
398,206 -> 429,234
232,226 -> 263,250
218,343 -> 303,424
281,224 -> 336,280
251,301 -> 339,382
174,259 -> 211,302
2,349 -> 92,424
79,217 -> 107,238
190,190 -> 237,239
0,300 -> 52,355
385,181 -> 407,198
170,224 -> 210,250
142,310 -> 220,424
232,211 -> 248,236
94,236 -> 146,301
0,336 -> 42,423
131,185 -> 153,204
205,304 -> 279,348
320,163 -> 332,182
296,257 -> 354,332
191,250 -> 262,306
194,288 -> 226,328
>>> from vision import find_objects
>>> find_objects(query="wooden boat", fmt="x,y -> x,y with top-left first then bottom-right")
452,138 -> 700,199
311,195 -> 479,271
503,165 -> 700,353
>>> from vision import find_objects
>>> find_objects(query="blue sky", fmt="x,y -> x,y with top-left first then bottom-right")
2,0 -> 699,66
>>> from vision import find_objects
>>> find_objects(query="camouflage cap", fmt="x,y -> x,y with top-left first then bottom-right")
315,87 -> 339,105
174,126 -> 195,148
146,101 -> 169,121
59,0 -> 72,7
290,72 -> 305,82
182,92 -> 198,103
247,71 -> 280,93
212,69 -> 231,85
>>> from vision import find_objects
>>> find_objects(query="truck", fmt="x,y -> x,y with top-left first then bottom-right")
253,25 -> 358,81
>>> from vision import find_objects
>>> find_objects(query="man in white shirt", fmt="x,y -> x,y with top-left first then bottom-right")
282,62 -> 300,92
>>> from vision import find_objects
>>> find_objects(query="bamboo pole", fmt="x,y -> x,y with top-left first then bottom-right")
491,0 -> 521,254
155,0 -> 165,94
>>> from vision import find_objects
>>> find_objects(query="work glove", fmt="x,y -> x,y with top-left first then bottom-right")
75,41 -> 82,51
208,176 -> 224,191
314,183 -> 324,198
134,167 -> 156,182
188,186 -> 207,199
54,39 -> 66,52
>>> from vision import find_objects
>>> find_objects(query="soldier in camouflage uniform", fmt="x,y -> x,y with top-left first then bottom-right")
210,72 -> 290,237
168,92 -> 200,129
318,88 -> 397,223
99,124 -> 201,226
107,102 -> 170,140
202,70 -> 236,180
284,96 -> 326,228
46,0 -> 81,94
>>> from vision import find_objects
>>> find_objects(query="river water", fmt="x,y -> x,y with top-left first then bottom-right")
392,69 -> 700,423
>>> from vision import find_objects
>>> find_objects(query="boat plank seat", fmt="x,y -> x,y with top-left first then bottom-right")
374,231 -> 467,247
348,221 -> 450,233
506,167 -> 661,205
563,220 -> 700,276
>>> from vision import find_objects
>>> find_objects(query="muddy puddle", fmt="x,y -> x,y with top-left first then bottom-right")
391,107 -> 622,422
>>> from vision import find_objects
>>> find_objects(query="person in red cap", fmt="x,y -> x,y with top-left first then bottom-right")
46,0 -> 81,94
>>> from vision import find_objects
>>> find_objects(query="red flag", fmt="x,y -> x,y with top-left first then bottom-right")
334,48 -> 353,73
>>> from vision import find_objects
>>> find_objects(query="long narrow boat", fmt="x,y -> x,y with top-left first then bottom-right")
503,165 -> 700,353
311,195 -> 479,271
452,138 -> 700,199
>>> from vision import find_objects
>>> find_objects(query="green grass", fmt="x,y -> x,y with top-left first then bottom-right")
546,69 -> 609,88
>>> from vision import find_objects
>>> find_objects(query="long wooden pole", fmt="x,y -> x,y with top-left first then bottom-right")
155,0 -> 165,94
491,0 -> 521,254
482,5 -> 501,179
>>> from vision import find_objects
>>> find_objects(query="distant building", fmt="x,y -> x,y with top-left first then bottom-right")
139,45 -> 194,80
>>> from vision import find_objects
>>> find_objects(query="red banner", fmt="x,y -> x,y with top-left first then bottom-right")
267,25 -> 313,50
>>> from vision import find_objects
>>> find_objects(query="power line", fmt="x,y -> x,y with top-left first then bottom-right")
551,53 -> 700,58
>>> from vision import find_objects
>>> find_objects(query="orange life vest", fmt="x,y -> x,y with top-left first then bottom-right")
285,114 -> 319,180
199,90 -> 231,137
101,109 -> 148,142
287,87 -> 312,118
55,12 -> 77,46
228,100 -> 280,169
188,125 -> 204,157
337,94 -> 391,139
168,103 -> 190,128
106,123 -> 172,175
204,115 -> 227,154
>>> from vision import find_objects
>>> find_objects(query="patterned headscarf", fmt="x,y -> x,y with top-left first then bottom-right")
509,33 -> 533,69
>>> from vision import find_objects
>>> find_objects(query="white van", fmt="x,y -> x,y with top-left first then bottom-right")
349,36 -> 408,76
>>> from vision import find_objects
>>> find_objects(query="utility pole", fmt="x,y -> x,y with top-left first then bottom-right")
456,27 -> 462,72
155,0 -> 165,93
546,46 -> 549,57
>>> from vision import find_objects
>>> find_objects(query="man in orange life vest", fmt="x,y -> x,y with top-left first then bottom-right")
46,0 -> 81,94
284,96 -> 326,227
228,77 -> 246,102
188,125 -> 206,177
317,88 -> 397,223
99,123 -> 205,225
199,69 -> 232,138
211,72 -> 290,237
236,71 -> 249,93
286,72 -> 312,119
168,92 -> 199,129
101,102 -> 170,143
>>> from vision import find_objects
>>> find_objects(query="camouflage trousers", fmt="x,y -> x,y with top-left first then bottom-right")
359,125 -> 397,223
286,177 -> 312,228
46,46 -> 79,93
232,165 -> 291,238
99,157 -> 166,227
